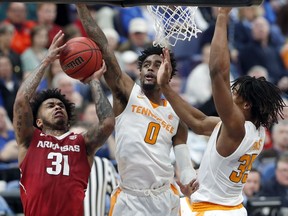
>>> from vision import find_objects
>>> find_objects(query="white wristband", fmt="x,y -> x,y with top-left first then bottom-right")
174,144 -> 197,185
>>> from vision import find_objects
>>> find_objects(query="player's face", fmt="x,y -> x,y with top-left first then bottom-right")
140,54 -> 162,91
37,98 -> 68,130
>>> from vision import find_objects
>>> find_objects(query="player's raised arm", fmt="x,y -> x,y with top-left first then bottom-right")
209,8 -> 246,139
13,31 -> 66,163
158,48 -> 220,136
75,4 -> 133,98
82,61 -> 115,165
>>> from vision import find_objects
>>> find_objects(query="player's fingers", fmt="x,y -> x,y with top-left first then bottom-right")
51,30 -> 63,44
176,180 -> 184,188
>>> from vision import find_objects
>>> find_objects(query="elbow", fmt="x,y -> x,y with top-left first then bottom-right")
13,93 -> 27,109
209,63 -> 220,79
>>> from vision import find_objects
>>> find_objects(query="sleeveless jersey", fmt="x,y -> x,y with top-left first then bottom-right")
115,84 -> 180,190
191,121 -> 265,206
20,129 -> 91,216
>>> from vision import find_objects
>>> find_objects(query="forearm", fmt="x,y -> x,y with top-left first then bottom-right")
174,144 -> 196,184
76,4 -> 108,51
18,59 -> 50,101
89,79 -> 114,124
76,4 -> 122,85
209,12 -> 230,78
161,84 -> 207,132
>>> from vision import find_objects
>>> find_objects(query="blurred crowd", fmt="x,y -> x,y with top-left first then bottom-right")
0,1 -> 288,215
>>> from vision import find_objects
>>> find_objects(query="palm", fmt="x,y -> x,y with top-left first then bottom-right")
157,61 -> 168,85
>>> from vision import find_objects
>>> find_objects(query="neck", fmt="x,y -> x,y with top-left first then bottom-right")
144,89 -> 163,105
42,128 -> 69,137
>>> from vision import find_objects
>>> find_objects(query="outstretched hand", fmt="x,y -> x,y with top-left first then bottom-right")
82,60 -> 107,84
157,48 -> 172,88
45,30 -> 66,64
177,178 -> 199,197
218,7 -> 232,15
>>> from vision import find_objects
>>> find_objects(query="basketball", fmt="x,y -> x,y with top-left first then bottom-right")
59,37 -> 102,81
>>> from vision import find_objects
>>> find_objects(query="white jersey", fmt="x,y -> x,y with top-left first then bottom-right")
115,84 -> 179,190
180,197 -> 193,216
191,121 -> 265,206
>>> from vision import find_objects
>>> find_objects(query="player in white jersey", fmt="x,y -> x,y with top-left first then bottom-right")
157,7 -> 286,216
76,4 -> 199,216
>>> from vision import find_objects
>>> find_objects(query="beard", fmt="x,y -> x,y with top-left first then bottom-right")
42,118 -> 67,130
142,82 -> 156,91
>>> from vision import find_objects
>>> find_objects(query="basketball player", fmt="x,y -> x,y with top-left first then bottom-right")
157,7 -> 286,216
13,30 -> 115,216
76,4 -> 198,216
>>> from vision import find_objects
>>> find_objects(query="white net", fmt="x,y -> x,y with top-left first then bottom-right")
146,5 -> 201,47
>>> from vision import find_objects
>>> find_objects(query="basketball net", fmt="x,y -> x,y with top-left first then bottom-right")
146,5 -> 201,47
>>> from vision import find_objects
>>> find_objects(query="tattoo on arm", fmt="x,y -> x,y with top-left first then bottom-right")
21,63 -> 49,100
77,5 -> 108,50
90,80 -> 114,123
84,79 -> 114,154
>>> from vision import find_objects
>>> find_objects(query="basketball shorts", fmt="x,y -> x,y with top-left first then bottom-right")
191,202 -> 247,216
109,184 -> 181,216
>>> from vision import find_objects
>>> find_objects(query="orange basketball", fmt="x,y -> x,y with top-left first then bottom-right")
59,37 -> 102,81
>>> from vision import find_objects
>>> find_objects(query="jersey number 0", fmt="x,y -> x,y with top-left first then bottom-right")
144,122 -> 161,145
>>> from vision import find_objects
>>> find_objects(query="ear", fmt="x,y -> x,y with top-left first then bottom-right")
36,118 -> 43,129
243,102 -> 252,110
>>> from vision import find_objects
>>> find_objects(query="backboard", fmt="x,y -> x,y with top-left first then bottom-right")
14,0 -> 264,6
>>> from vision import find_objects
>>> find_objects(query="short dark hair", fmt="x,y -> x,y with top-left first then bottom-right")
231,76 -> 285,129
30,88 -> 75,129
138,45 -> 177,78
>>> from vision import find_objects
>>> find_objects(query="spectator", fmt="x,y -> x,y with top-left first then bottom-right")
0,55 -> 20,121
256,120 -> 288,182
238,16 -> 287,85
20,25 -> 48,77
36,3 -> 62,47
2,3 -> 36,54
81,103 -> 116,160
113,6 -> 146,43
247,65 -> 269,80
51,72 -> 84,110
233,6 -> 263,52
0,106 -> 17,163
276,2 -> 288,38
243,168 -> 262,207
0,23 -> 23,81
63,23 -> 82,43
0,195 -> 15,216
120,50 -> 139,83
259,151 -> 288,207
184,43 -> 212,107
117,17 -> 153,55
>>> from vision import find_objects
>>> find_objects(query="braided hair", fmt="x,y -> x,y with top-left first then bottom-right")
231,76 -> 286,129
30,88 -> 75,129
138,45 -> 177,78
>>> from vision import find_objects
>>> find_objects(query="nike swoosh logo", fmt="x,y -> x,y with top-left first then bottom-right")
40,133 -> 46,136
137,95 -> 145,99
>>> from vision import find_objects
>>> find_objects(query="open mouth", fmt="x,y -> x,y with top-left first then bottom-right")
145,74 -> 155,81
54,111 -> 64,118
